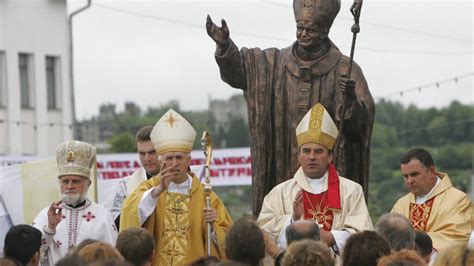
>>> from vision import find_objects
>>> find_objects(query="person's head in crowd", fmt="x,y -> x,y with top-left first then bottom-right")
135,126 -> 160,176
375,213 -> 415,251
98,258 -> 133,266
432,243 -> 474,266
377,249 -> 426,266
188,256 -> 221,266
214,261 -> 246,266
225,217 -> 265,266
414,231 -> 432,264
3,224 -> 41,266
282,239 -> 334,266
78,242 -> 124,265
55,254 -> 87,266
116,227 -> 155,266
342,230 -> 391,266
72,238 -> 100,255
286,219 -> 320,246
399,148 -> 437,198
0,258 -> 20,266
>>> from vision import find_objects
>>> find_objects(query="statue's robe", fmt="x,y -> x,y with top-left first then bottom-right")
214,40 -> 375,214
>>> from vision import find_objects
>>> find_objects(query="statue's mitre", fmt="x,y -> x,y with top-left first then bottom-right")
151,109 -> 196,155
56,140 -> 96,179
293,0 -> 341,26
296,103 -> 338,149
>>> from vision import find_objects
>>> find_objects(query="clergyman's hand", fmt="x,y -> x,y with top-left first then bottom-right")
47,201 -> 63,230
151,164 -> 175,198
262,230 -> 281,258
204,207 -> 217,225
292,190 -> 304,221
340,74 -> 356,104
159,164 -> 177,190
206,15 -> 230,49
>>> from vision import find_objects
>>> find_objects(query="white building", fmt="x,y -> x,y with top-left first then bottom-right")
0,0 -> 73,155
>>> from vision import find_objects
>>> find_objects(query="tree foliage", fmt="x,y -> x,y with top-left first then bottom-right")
108,132 -> 135,153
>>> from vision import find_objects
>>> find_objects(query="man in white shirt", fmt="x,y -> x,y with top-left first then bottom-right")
103,126 -> 160,229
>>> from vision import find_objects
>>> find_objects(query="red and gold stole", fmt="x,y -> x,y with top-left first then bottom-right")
409,198 -> 435,231
302,163 -> 341,231
303,190 -> 333,230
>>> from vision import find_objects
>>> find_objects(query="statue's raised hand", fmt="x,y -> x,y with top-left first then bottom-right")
206,15 -> 230,49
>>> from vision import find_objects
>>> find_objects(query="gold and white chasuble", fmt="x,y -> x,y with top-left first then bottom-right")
257,166 -> 373,248
120,173 -> 232,266
391,172 -> 472,251
159,192 -> 191,265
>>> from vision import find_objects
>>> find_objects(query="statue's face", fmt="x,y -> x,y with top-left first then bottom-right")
296,20 -> 328,52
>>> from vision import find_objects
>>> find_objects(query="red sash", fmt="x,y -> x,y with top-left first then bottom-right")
409,197 -> 435,231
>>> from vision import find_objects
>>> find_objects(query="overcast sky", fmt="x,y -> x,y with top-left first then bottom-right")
68,0 -> 473,120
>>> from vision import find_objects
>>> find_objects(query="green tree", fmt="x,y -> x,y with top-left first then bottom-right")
108,132 -> 135,153
226,118 -> 250,147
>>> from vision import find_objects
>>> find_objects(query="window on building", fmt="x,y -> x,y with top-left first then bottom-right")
46,56 -> 58,109
0,51 -> 6,107
19,53 -> 33,108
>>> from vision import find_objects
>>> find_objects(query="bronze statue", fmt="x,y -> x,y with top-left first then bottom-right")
206,0 -> 374,216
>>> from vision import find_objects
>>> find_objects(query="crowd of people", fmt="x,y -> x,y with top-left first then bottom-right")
1,105 -> 472,266
1,215 -> 473,266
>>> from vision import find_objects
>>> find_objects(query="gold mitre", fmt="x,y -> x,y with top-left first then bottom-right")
296,103 -> 338,149
293,0 -> 341,26
150,109 -> 196,155
56,140 -> 96,179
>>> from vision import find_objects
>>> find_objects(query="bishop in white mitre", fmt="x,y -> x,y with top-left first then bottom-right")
257,103 -> 373,259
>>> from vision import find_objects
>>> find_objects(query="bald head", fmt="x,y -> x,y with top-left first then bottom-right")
286,220 -> 320,246
375,213 -> 415,251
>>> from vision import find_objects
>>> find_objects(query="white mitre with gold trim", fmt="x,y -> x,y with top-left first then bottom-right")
296,103 -> 338,150
150,109 -> 196,155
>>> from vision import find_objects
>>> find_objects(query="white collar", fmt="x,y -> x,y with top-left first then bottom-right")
305,171 -> 328,194
168,174 -> 192,194
416,176 -> 441,204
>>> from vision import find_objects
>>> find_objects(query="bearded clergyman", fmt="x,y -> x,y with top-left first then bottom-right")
32,140 -> 117,265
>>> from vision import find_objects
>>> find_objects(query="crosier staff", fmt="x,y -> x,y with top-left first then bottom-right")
336,0 -> 363,166
201,131 -> 213,257
348,0 -> 363,78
